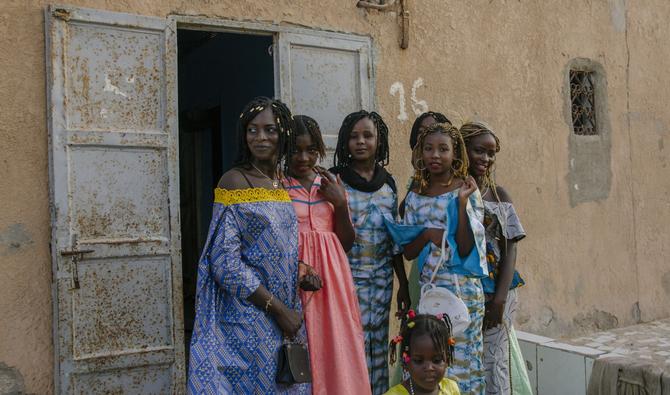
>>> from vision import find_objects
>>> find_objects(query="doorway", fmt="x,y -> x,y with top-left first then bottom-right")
176,29 -> 275,361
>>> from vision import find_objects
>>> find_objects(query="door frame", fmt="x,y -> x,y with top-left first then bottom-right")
169,15 -> 377,110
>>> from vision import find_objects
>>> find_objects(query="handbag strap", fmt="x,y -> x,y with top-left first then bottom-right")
427,229 -> 463,297
283,272 -> 316,343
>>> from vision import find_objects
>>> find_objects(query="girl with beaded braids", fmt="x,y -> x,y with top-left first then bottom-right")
188,97 -> 317,395
402,123 -> 488,395
329,110 -> 410,395
460,121 -> 531,395
386,312 -> 461,395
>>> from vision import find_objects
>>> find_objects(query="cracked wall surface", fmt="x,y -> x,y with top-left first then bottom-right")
1,0 -> 669,393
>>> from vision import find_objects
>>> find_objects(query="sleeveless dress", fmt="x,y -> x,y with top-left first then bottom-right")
403,189 -> 487,395
285,176 -> 371,395
187,188 -> 310,395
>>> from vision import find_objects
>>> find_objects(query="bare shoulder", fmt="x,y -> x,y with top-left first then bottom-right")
217,168 -> 251,190
493,185 -> 513,203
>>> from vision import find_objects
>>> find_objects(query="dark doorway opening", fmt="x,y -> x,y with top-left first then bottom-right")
177,29 -> 275,364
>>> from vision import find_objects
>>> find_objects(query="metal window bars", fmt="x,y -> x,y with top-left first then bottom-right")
570,70 -> 597,135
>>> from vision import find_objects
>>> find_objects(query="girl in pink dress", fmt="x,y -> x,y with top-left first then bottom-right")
285,115 -> 371,395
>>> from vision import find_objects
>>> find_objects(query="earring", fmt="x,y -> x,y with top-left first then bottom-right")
415,158 -> 427,171
451,158 -> 463,171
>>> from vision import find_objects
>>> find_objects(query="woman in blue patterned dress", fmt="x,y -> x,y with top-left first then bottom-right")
402,123 -> 488,395
330,110 -> 411,395
187,97 -> 314,395
461,121 -> 531,395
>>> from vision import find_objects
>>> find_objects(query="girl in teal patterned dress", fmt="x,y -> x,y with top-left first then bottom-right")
330,110 -> 411,395
402,123 -> 488,395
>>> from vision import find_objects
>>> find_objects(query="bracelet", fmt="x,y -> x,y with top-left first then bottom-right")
264,294 -> 274,313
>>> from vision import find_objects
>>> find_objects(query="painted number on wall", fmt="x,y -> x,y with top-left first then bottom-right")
389,78 -> 429,121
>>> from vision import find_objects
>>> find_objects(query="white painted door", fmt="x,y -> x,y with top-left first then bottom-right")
277,31 -> 374,167
46,5 -> 183,394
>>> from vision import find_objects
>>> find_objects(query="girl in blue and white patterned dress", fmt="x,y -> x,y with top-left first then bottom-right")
402,123 -> 488,395
330,110 -> 411,395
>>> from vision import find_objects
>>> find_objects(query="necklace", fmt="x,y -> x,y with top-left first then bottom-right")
439,173 -> 454,188
250,162 -> 279,189
408,377 -> 439,395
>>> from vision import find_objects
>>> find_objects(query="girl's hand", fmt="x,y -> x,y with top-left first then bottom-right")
299,262 -> 322,291
483,300 -> 505,330
275,307 -> 303,338
317,168 -> 347,208
299,274 -> 322,291
424,228 -> 444,247
396,284 -> 411,317
459,175 -> 478,202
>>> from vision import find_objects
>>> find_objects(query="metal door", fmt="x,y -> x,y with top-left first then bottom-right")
277,31 -> 374,166
46,5 -> 183,394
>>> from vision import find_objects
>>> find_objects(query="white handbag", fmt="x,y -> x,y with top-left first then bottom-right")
417,229 -> 471,336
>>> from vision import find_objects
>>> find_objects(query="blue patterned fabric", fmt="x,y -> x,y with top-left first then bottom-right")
480,201 -> 526,294
404,189 -> 487,395
187,190 -> 310,395
344,181 -> 401,395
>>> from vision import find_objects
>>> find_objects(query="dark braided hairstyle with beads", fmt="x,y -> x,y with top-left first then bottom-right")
389,313 -> 455,367
235,96 -> 296,171
409,111 -> 452,149
460,121 -> 502,202
292,115 -> 326,160
333,110 -> 390,169
411,123 -> 469,193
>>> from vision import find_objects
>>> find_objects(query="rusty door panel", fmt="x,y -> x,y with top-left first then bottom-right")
277,32 -> 373,167
46,5 -> 184,394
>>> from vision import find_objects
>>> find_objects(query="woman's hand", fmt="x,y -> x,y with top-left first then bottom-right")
459,175 -> 478,202
316,168 -> 347,208
483,299 -> 505,330
274,307 -> 303,338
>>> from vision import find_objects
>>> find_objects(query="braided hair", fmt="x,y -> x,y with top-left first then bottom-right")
235,96 -> 296,170
409,111 -> 452,149
292,115 -> 326,160
411,123 -> 469,193
333,110 -> 390,168
389,313 -> 455,367
460,121 -> 501,202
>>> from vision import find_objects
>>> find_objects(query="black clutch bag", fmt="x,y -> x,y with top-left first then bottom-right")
276,341 -> 312,385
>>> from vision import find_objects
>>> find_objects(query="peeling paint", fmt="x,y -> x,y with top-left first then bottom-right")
0,363 -> 25,395
573,309 -> 619,332
0,224 -> 34,256
103,74 -> 128,97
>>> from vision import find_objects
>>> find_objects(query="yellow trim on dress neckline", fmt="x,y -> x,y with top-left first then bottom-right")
214,188 -> 291,205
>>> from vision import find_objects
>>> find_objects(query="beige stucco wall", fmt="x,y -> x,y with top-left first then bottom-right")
1,0 -> 669,393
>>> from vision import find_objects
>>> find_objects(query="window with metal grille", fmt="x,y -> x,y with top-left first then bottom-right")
570,70 -> 597,135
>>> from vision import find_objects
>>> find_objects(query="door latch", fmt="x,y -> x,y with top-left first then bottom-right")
60,235 -> 93,290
